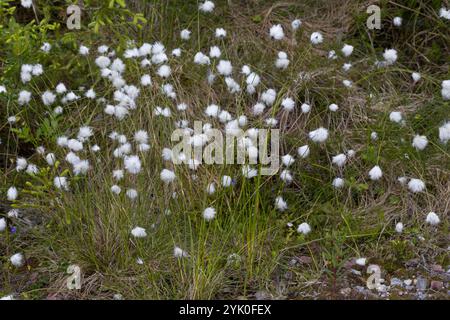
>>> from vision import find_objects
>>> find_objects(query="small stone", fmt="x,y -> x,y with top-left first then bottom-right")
430,280 -> 443,290
344,258 -> 356,269
255,291 -> 271,300
340,287 -> 351,296
390,277 -> 403,287
405,258 -> 419,268
404,279 -> 412,286
431,264 -> 444,273
297,255 -> 312,264
416,277 -> 428,291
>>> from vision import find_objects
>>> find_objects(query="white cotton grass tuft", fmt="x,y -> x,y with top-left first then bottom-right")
383,48 -> 398,65
275,196 -> 287,211
438,122 -> 450,143
41,90 -> 56,106
356,258 -> 367,266
54,176 -> 69,190
407,178 -> 425,193
412,72 -> 421,83
126,188 -> 138,200
332,177 -> 345,189
281,97 -> 295,111
310,32 -> 323,44
280,169 -> 293,184
180,29 -> 191,40
395,222 -> 404,233
79,45 -> 89,55
269,24 -> 284,40
412,135 -> 428,150
174,246 -> 188,258
7,186 -> 18,201
389,111 -> 403,123
0,218 -> 6,232
440,7 -> 450,20
199,0 -> 215,12
393,17 -> 402,27
275,51 -> 289,69
221,175 -> 232,187
332,153 -> 347,167
215,28 -> 226,38
297,223 -> 311,235
141,74 -> 152,86
297,145 -> 310,158
160,169 -> 176,184
328,103 -> 339,112
291,19 -> 302,30
309,127 -> 329,143
207,182 -> 216,195
341,44 -> 354,57
21,0 -> 32,8
111,185 -> 121,195
209,46 -> 221,58
425,212 -> 440,226
10,253 -> 24,267
16,157 -> 27,171
281,154 -> 295,167
217,60 -> 232,76
301,103 -> 311,113
368,165 -> 383,181
441,80 -> 450,100
18,90 -> 32,105
131,226 -> 147,238
203,207 -> 216,221
124,155 -> 141,174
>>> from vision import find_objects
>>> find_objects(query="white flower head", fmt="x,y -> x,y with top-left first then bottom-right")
297,223 -> 311,235
395,222 -> 404,233
425,212 -> 440,226
275,196 -> 287,211
160,169 -> 176,184
199,1 -> 215,12
131,226 -> 147,238
269,24 -> 285,40
412,135 -> 428,150
203,207 -> 216,221
341,44 -> 354,57
298,145 -> 310,158
310,32 -> 323,45
309,127 -> 329,143
10,253 -> 24,267
383,48 -> 398,65
368,165 -> 383,181
407,178 -> 425,193
7,186 -> 18,201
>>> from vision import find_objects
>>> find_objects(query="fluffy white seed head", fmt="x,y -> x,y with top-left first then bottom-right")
131,226 -> 147,238
425,212 -> 440,225
297,223 -> 311,235
203,207 -> 216,221
309,127 -> 329,143
269,24 -> 284,40
407,178 -> 425,193
368,165 -> 383,181
412,135 -> 428,150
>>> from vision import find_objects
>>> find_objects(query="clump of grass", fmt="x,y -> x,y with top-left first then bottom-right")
1,0 -> 449,300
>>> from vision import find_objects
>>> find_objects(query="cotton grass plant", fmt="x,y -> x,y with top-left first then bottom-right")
1,0 -> 449,299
